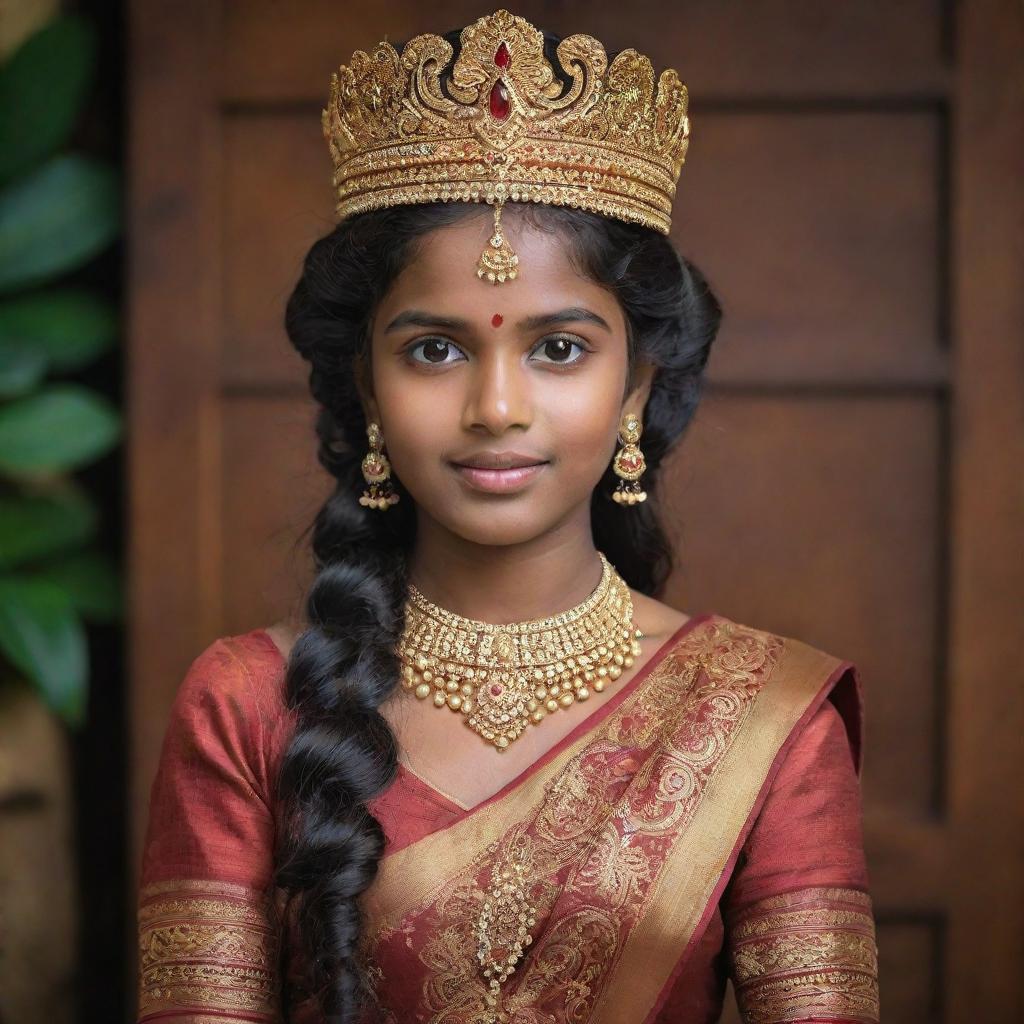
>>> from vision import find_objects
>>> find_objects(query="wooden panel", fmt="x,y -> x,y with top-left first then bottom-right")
219,395 -> 327,634
222,114 -> 331,387
946,2 -> 1024,1019
876,918 -> 943,1021
677,110 -> 946,387
221,0 -> 949,103
663,393 -> 943,816
128,0 -> 222,844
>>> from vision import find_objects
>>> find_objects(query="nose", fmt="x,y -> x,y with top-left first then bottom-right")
461,349 -> 533,435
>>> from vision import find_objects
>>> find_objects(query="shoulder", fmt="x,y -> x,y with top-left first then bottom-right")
693,610 -> 854,681
628,590 -> 694,643
697,611 -> 863,774
170,627 -> 292,742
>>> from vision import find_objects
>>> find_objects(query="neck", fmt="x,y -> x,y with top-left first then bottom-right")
406,507 -> 603,624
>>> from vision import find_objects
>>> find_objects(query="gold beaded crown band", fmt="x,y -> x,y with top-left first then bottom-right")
322,8 -> 691,283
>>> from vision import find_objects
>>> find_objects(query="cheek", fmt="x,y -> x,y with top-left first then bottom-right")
542,376 -> 622,471
376,379 -> 447,461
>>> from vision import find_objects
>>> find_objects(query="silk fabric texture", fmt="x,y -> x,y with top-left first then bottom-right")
136,612 -> 880,1023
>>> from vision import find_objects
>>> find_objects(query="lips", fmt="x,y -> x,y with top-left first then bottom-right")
448,450 -> 549,494
451,451 -> 548,470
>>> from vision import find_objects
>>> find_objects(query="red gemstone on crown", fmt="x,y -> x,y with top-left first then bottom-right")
489,81 -> 510,120
490,684 -> 504,696
494,42 -> 510,68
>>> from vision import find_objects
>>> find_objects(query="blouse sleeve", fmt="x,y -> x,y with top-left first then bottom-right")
721,697 -> 881,1024
136,636 -> 290,1023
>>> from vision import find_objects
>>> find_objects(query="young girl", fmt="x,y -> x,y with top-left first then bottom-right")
136,10 -> 879,1023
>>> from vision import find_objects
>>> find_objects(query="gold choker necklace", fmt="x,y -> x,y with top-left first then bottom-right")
398,552 -> 643,751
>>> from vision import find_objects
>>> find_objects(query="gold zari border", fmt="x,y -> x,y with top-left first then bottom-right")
137,878 -> 280,1022
729,886 -> 880,1024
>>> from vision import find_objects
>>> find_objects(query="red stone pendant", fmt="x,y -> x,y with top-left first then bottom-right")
489,80 -> 510,120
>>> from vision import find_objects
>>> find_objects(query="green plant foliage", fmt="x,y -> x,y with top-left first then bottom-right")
0,15 -> 97,185
0,576 -> 87,726
0,384 -> 120,477
31,549 -> 121,623
0,489 -> 97,569
0,288 -> 117,372
0,155 -> 120,295
0,338 -> 47,397
0,12 -> 122,723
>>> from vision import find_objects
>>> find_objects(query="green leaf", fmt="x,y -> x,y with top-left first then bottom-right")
0,384 -> 120,476
0,289 -> 118,372
0,338 -> 47,397
0,15 -> 97,184
29,548 -> 121,622
0,489 -> 97,569
0,575 -> 86,726
0,155 -> 120,294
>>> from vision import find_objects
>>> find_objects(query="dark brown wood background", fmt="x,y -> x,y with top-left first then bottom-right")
127,2 -> 1024,1019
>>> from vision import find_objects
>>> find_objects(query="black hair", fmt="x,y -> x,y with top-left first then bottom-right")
271,27 -> 723,1024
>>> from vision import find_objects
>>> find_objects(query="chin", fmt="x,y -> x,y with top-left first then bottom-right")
443,509 -> 555,548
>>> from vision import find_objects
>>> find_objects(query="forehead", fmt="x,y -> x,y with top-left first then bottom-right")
373,208 -> 625,331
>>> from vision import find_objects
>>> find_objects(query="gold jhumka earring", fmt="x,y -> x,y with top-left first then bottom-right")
358,422 -> 399,510
611,412 -> 648,506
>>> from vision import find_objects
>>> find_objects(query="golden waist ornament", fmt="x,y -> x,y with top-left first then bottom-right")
321,8 -> 691,282
398,551 -> 643,750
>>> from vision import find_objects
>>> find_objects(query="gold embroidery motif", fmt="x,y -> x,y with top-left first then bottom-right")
137,878 -> 280,1021
370,618 -> 796,1022
728,886 -> 880,1024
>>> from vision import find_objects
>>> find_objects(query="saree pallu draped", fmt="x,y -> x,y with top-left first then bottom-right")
137,612 -> 879,1023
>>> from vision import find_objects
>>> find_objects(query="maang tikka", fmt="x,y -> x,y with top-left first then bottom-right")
359,422 -> 400,510
611,412 -> 647,506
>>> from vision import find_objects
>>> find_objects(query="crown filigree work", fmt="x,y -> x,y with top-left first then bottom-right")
322,9 -> 691,283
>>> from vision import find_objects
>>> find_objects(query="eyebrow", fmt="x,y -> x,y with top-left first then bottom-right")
382,306 -> 613,335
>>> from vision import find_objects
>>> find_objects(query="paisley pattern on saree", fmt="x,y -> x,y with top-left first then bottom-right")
728,886 -> 880,1023
367,617 -> 787,1023
137,878 -> 280,1022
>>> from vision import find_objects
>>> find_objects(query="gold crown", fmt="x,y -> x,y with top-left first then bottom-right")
322,9 -> 691,283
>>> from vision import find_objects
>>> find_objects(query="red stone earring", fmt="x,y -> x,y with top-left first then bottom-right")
611,412 -> 647,506
359,422 -> 400,510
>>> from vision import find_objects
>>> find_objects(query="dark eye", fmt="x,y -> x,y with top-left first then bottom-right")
407,338 -> 466,365
532,335 -> 588,365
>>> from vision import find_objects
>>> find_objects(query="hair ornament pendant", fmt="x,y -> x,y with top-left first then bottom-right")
612,412 -> 648,506
476,199 -> 519,284
359,422 -> 400,510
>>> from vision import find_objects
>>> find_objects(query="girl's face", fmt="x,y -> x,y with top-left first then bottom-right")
359,210 -> 655,548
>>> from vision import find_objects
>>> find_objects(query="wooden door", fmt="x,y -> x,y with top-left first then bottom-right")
127,2 -> 1024,1019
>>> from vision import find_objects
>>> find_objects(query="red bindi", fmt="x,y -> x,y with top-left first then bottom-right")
491,313 -> 504,328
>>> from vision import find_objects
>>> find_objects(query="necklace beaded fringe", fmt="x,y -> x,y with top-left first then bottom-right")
398,551 -> 643,751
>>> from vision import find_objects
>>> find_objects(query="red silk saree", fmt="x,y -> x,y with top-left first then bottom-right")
137,612 -> 880,1023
